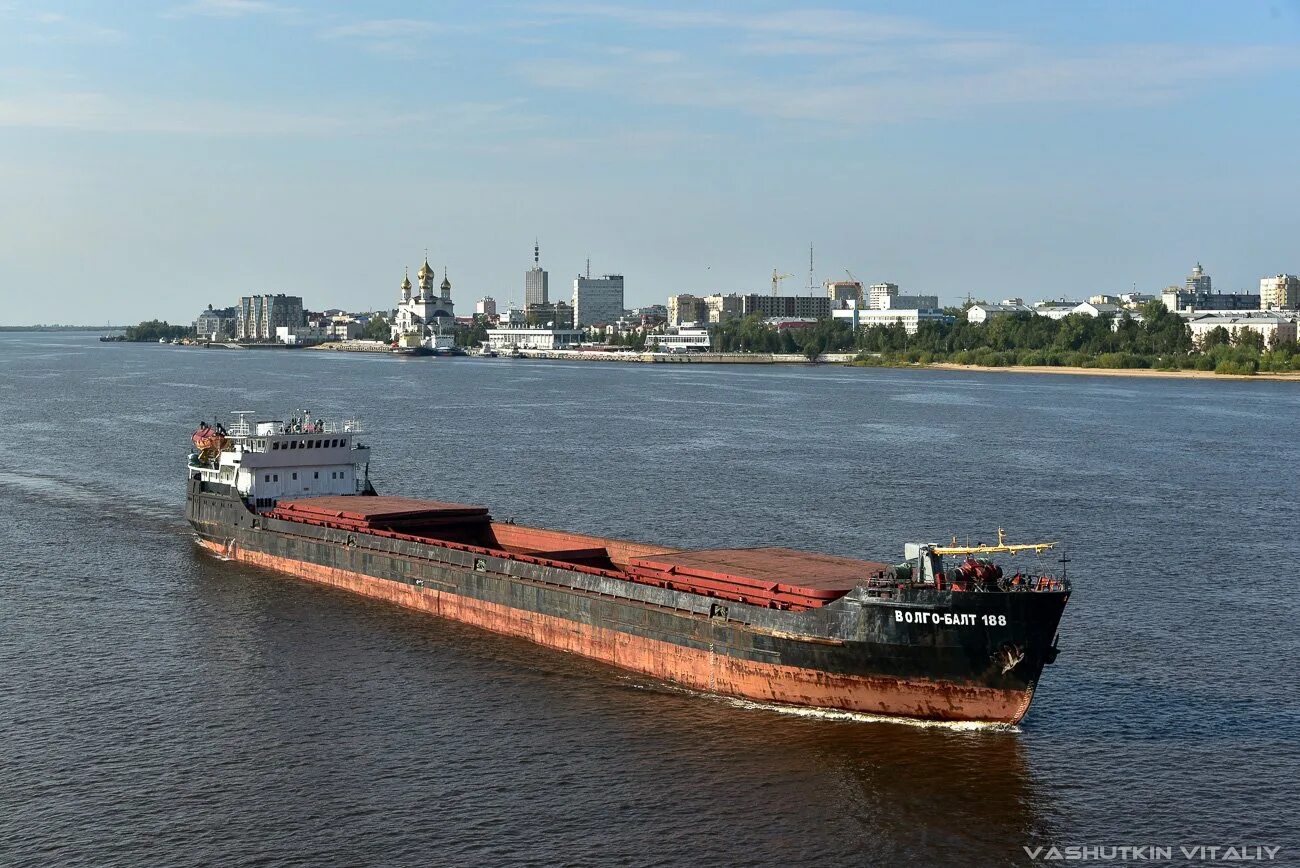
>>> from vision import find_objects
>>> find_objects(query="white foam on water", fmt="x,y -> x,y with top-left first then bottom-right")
621,675 -> 1020,732
719,695 -> 1020,732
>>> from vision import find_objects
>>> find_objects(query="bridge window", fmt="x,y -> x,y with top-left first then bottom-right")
264,474 -> 270,482
291,472 -> 297,480
313,471 -> 318,479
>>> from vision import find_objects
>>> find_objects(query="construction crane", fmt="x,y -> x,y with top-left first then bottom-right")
770,270 -> 793,296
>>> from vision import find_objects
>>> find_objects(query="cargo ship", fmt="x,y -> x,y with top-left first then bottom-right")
187,412 -> 1071,724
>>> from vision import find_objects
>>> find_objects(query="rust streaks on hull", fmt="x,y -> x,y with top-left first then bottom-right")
198,538 -> 1036,724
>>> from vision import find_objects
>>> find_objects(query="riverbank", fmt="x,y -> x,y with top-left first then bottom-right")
916,362 -> 1300,381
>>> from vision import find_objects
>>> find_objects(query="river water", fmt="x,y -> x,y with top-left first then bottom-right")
1,333 -> 1297,867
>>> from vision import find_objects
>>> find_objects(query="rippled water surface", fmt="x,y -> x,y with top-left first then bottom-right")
2,334 -> 1298,866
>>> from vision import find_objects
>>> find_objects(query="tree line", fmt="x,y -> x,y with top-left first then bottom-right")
706,302 -> 1297,373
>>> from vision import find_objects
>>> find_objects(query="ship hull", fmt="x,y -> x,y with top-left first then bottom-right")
188,483 -> 1067,724
196,538 -> 1036,721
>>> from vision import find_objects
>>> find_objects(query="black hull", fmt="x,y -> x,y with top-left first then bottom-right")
186,480 -> 1069,722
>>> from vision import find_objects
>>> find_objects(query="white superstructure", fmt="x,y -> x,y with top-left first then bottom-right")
188,411 -> 370,511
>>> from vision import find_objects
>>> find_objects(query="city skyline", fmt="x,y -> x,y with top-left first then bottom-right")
2,1 -> 1299,324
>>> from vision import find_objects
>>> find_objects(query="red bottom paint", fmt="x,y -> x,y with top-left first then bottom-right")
201,539 -> 1035,723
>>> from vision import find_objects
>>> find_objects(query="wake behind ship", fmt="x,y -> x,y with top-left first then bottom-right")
187,412 -> 1072,724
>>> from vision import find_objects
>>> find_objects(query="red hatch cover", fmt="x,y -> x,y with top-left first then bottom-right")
272,495 -> 489,523
629,547 -> 888,598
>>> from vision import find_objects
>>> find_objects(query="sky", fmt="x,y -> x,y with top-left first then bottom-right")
2,0 -> 1299,324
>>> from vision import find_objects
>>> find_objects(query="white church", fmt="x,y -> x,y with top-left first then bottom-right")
392,257 -> 456,352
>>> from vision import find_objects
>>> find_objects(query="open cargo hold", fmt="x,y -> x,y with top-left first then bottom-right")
268,496 -> 880,610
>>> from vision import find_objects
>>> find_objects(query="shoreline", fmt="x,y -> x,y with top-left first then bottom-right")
919,362 -> 1300,381
94,337 -> 1298,380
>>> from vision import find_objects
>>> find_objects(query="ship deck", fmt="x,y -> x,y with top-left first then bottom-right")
267,495 -> 885,610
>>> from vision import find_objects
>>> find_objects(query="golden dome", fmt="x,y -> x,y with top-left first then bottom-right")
417,259 -> 433,280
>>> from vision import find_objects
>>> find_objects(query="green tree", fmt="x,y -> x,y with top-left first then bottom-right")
361,315 -> 391,341
1231,328 -> 1265,351
123,320 -> 193,342
1200,326 -> 1232,350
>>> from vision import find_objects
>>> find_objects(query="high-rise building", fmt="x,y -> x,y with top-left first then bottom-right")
236,294 -> 304,341
668,294 -> 707,325
572,274 -> 625,327
826,280 -> 862,304
1260,274 -> 1300,310
738,294 -> 831,319
1187,262 -> 1212,294
705,293 -> 744,323
880,293 -> 939,310
869,283 -> 899,310
525,241 -> 548,307
476,297 -> 497,317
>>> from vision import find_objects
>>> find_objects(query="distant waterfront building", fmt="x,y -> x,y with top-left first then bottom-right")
392,258 -> 456,350
525,241 -> 548,307
868,283 -> 899,310
705,293 -> 744,323
966,302 -> 1032,324
195,304 -> 236,340
1033,300 -> 1083,320
1260,274 -> 1300,310
650,326 -> 712,352
881,293 -> 939,311
739,294 -> 831,319
1187,312 -> 1297,348
629,304 -> 667,326
1120,292 -> 1155,308
826,280 -> 863,304
573,273 -> 625,327
1159,262 -> 1262,313
668,294 -> 707,325
525,301 -> 574,329
484,325 -> 584,351
832,306 -> 952,335
237,294 -> 304,341
274,324 -> 328,346
1072,301 -> 1123,318
1160,286 -> 1260,313
325,319 -> 363,340
476,297 -> 497,318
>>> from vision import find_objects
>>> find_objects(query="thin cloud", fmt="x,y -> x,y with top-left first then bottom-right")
519,4 -> 1300,124
0,91 -> 542,139
532,4 -> 950,41
166,0 -> 289,19
320,18 -> 445,40
14,10 -> 123,44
